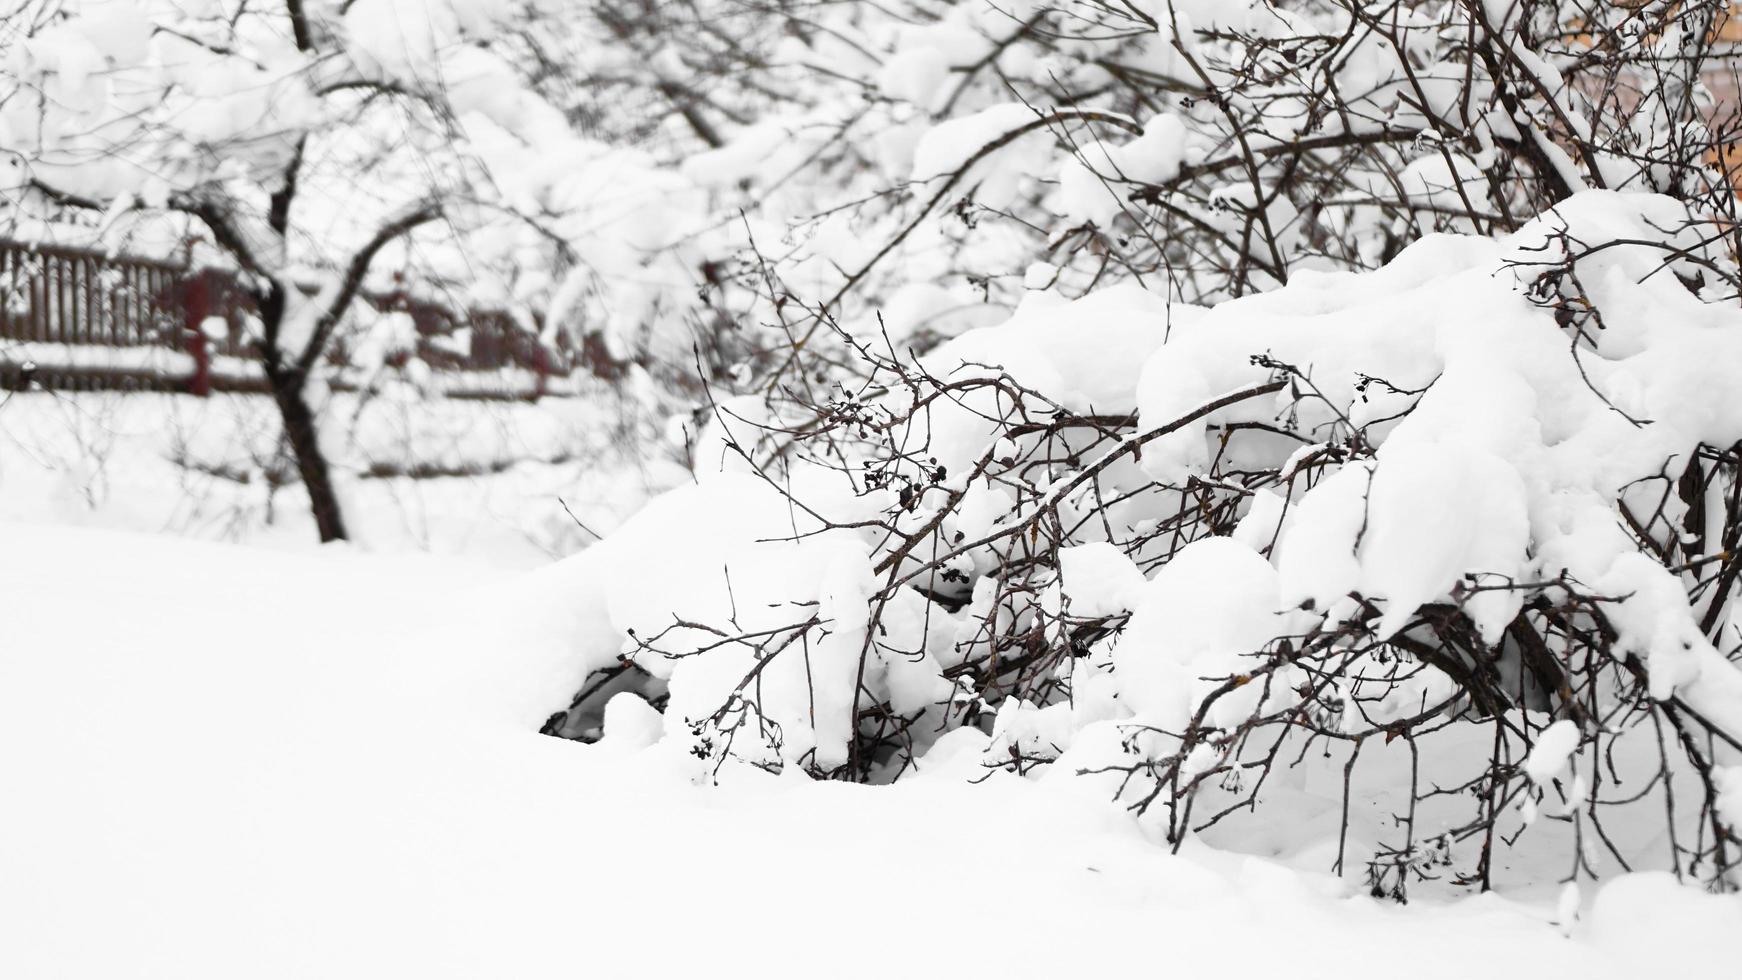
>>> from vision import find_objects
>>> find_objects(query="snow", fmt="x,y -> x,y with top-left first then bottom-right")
910,102 -> 1042,181
1524,719 -> 1582,784
2,341 -> 197,374
1115,537 -> 1294,727
1057,541 -> 1147,616
0,390 -> 679,564
1056,113 -> 1190,227
1,522 -> 1736,978
1095,193 -> 1742,740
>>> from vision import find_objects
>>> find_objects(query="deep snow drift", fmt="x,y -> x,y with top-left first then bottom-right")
0,522 -> 1734,978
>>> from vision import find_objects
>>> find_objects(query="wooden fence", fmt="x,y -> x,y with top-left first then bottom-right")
0,239 -> 573,400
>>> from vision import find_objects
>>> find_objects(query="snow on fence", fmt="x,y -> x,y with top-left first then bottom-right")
0,239 -> 574,401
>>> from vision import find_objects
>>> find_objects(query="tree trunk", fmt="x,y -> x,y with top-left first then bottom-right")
266,366 -> 348,542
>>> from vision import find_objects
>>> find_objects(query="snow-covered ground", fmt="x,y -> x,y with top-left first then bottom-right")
0,389 -> 682,565
2,521 -> 1734,979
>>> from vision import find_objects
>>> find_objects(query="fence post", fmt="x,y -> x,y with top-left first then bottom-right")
181,273 -> 211,397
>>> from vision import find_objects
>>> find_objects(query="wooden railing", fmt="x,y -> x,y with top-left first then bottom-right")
0,239 -> 575,400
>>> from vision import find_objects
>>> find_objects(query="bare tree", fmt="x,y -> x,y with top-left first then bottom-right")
0,2 -> 587,540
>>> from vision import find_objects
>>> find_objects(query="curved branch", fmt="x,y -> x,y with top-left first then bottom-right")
293,200 -> 444,375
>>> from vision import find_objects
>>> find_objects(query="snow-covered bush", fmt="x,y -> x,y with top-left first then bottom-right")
542,0 -> 1742,897
559,192 -> 1742,896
